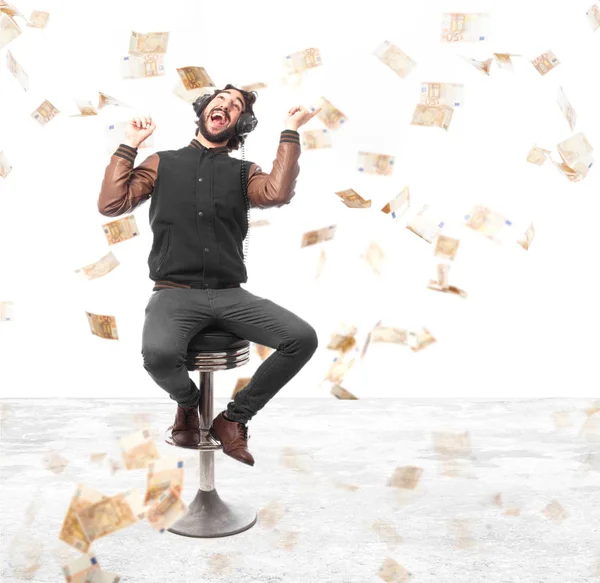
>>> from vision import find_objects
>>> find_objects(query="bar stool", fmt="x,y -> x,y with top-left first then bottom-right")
164,325 -> 257,538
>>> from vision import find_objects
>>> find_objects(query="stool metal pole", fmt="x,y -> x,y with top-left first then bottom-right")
198,371 -> 215,492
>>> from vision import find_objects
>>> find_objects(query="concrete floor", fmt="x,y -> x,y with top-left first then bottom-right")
1,398 -> 600,583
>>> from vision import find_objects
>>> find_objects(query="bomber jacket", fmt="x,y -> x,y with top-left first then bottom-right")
98,130 -> 301,291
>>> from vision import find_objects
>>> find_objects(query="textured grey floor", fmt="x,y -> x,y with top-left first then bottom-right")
1,398 -> 600,583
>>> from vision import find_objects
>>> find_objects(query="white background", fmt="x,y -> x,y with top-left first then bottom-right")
0,0 -> 598,399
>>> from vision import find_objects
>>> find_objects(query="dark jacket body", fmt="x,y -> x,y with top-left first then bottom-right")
98,131 -> 301,290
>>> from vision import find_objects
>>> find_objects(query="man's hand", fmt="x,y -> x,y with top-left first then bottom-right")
284,106 -> 322,131
123,114 -> 156,148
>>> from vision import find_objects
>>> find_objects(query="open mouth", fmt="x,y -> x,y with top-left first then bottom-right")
209,109 -> 228,128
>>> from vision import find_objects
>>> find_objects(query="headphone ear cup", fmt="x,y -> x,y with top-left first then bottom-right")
193,94 -> 212,117
236,112 -> 258,135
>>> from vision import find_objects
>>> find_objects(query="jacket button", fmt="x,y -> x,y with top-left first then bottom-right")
198,178 -> 203,182
198,211 -> 203,217
204,247 -> 209,252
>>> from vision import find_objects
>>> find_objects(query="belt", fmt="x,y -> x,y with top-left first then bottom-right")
190,282 -> 241,290
153,281 -> 241,291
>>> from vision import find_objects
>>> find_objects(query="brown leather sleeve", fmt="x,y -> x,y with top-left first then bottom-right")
247,130 -> 301,209
97,144 -> 159,217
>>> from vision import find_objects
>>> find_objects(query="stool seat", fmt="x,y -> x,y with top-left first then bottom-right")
185,326 -> 250,372
187,325 -> 249,353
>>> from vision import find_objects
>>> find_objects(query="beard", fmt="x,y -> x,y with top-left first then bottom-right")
198,112 -> 237,145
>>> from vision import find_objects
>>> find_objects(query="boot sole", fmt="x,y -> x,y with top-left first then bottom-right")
169,425 -> 200,448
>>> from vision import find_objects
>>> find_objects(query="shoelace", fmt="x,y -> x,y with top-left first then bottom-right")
180,407 -> 197,425
238,423 -> 250,441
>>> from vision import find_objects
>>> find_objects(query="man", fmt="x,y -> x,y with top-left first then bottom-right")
98,84 -> 320,466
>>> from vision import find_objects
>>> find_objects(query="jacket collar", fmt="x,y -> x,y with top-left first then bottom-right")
189,138 -> 230,154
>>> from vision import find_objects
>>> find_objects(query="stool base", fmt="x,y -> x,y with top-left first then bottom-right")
167,488 -> 257,538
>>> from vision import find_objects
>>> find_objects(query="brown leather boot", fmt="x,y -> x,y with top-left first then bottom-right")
209,412 -> 255,466
171,405 -> 200,448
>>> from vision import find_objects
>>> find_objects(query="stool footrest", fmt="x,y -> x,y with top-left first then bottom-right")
167,488 -> 257,538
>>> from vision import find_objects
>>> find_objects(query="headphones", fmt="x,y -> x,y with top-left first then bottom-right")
193,92 -> 258,136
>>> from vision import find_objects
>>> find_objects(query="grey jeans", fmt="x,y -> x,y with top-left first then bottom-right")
141,286 -> 319,423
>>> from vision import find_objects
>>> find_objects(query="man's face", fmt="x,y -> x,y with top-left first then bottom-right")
198,89 -> 246,144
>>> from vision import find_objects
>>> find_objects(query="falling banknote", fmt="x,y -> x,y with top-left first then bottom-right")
249,219 -> 270,227
75,251 -> 120,281
144,457 -> 184,505
411,104 -> 453,131
331,385 -> 358,400
535,134 -> 595,182
493,53 -> 520,72
301,129 -> 332,150
31,100 -> 59,126
460,55 -> 493,75
526,145 -> 552,166
428,264 -> 468,298
119,428 -> 161,470
436,263 -> 450,289
176,66 -> 214,91
357,151 -> 395,175
371,326 -> 409,344
379,558 -> 411,583
43,450 -> 69,474
409,327 -> 437,352
371,520 -> 403,549
283,47 -> 322,75
434,234 -> 460,261
75,491 -> 138,542
313,96 -> 348,130
387,465 -> 423,489
363,241 -> 385,275
374,40 -> 416,79
517,223 -> 535,250
58,484 -> 108,552
129,31 -> 169,55
255,343 -> 275,360
62,553 -> 102,583
557,86 -> 577,131
327,323 -> 358,352
72,99 -> 98,117
0,12 -> 20,50
464,205 -> 512,241
406,204 -> 445,243
85,570 -> 122,583
120,53 -> 165,79
325,353 -> 357,384
556,132 -> 594,180
315,247 -> 327,279
587,4 -> 600,30
147,486 -> 188,532
97,92 -> 132,109
301,225 -> 337,247
102,214 -> 140,245
0,151 -> 12,178
86,312 -> 119,340
531,50 -> 560,75
232,377 -> 251,399
420,83 -> 465,107
26,10 -> 49,29
381,186 -> 410,221
6,49 -> 28,91
440,13 -> 489,42
335,188 -> 371,208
